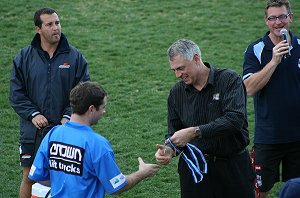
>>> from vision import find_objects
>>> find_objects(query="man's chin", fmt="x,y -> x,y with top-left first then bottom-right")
52,34 -> 61,40
50,38 -> 60,45
182,79 -> 191,84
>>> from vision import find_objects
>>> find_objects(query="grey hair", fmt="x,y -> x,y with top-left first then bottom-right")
167,39 -> 201,61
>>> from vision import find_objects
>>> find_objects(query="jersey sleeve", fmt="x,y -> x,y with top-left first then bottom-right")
94,151 -> 127,194
242,43 -> 263,81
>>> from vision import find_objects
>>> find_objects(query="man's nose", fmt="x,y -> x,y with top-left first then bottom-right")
175,70 -> 182,78
52,24 -> 59,30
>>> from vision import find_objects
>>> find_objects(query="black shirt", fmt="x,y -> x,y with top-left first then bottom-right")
166,63 -> 249,156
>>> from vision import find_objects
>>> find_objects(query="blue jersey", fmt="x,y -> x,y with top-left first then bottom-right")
243,31 -> 300,144
29,122 -> 127,197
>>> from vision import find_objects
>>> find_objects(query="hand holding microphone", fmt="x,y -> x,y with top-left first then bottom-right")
280,28 -> 291,56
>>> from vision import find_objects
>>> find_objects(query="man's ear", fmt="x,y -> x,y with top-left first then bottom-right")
88,105 -> 94,113
193,53 -> 200,63
264,16 -> 268,26
288,13 -> 293,23
35,26 -> 41,34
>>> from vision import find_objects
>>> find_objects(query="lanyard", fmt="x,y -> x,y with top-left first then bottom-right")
167,138 -> 207,183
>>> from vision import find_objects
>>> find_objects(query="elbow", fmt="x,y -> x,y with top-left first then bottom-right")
112,191 -> 122,196
243,80 -> 256,96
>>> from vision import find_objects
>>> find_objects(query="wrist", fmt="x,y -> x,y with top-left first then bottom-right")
194,126 -> 202,139
164,143 -> 176,157
30,112 -> 41,121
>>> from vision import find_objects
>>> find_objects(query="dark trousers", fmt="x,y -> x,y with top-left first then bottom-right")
178,149 -> 255,198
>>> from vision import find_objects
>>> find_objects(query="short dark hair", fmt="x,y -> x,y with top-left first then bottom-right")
265,0 -> 291,17
34,7 -> 58,28
70,81 -> 107,115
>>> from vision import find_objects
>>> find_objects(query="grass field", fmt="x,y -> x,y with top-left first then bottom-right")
1,0 -> 299,197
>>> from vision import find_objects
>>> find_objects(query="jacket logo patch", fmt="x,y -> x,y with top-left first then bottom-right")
58,62 -> 71,69
21,154 -> 31,160
48,141 -> 85,176
213,93 -> 220,100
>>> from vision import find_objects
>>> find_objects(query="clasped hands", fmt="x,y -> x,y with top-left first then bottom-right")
155,127 -> 196,165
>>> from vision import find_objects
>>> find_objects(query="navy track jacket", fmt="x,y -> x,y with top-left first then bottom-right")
9,33 -> 90,143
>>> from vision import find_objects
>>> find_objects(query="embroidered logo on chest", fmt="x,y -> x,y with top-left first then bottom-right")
58,62 -> 71,69
213,93 -> 220,100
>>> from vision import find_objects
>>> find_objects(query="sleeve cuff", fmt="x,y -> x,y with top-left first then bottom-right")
30,112 -> 41,120
63,115 -> 71,120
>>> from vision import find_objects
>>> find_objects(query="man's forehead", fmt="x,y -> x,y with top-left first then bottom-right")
169,54 -> 184,61
40,13 -> 59,23
267,6 -> 288,14
169,56 -> 187,69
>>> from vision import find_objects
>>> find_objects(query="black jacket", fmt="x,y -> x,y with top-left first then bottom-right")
9,33 -> 90,143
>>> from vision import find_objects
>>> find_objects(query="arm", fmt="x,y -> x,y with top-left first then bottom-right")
169,72 -> 247,146
9,54 -> 41,121
196,73 -> 247,139
113,157 -> 159,195
61,52 -> 90,119
10,54 -> 50,129
75,53 -> 90,83
243,60 -> 277,96
36,180 -> 50,187
243,40 -> 289,96
162,91 -> 184,154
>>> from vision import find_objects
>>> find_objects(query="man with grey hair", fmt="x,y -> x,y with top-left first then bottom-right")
155,39 -> 255,197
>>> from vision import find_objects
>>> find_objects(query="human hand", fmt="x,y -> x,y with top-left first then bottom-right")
137,157 -> 160,178
272,40 -> 289,63
155,144 -> 174,165
32,115 -> 48,130
169,127 -> 196,147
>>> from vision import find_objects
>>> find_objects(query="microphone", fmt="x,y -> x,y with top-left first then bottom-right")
280,28 -> 291,56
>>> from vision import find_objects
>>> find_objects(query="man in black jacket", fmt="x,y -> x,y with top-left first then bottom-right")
9,7 -> 90,198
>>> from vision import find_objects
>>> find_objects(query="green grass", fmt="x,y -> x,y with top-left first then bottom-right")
1,0 -> 299,197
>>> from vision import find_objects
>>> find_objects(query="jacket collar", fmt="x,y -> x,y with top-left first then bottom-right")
31,32 -> 70,54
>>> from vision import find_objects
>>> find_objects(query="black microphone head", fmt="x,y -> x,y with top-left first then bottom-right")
280,28 -> 288,42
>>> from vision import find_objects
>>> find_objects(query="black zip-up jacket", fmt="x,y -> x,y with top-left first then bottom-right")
9,33 -> 90,143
